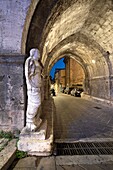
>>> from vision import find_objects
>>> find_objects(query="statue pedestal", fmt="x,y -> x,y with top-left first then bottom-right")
17,120 -> 53,156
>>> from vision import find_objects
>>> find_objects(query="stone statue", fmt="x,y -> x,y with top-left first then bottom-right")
25,48 -> 43,131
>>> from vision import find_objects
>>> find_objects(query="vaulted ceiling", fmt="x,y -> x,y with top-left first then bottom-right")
26,0 -> 113,80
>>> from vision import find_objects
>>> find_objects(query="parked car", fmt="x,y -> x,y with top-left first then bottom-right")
71,87 -> 84,97
75,88 -> 83,97
61,87 -> 66,93
64,87 -> 74,94
70,88 -> 77,96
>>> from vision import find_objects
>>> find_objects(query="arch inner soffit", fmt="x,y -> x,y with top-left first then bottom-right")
47,36 -> 109,79
48,53 -> 89,80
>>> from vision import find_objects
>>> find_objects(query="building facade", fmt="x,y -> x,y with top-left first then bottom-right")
64,57 -> 85,87
55,69 -> 66,93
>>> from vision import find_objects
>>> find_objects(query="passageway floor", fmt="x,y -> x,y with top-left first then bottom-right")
54,93 -> 113,142
9,155 -> 113,170
3,95 -> 113,169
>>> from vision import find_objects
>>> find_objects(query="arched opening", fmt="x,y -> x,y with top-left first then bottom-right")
21,0 -> 113,102
49,56 -> 85,95
19,0 -> 113,147
1,0 -> 113,151
22,0 -> 112,102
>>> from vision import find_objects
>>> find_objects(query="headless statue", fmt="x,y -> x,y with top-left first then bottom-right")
25,48 -> 42,131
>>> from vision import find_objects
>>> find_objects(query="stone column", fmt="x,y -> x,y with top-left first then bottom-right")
0,54 -> 26,132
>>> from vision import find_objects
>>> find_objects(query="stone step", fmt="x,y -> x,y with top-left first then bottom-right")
0,139 -> 17,170
18,119 -> 53,156
0,138 -> 9,151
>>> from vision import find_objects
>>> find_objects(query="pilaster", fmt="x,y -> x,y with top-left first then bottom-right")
0,54 -> 26,132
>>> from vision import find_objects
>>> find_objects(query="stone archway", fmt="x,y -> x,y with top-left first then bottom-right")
17,0 -> 113,155
24,0 -> 113,103
43,33 -> 110,101
48,54 -> 88,93
1,0 -> 113,141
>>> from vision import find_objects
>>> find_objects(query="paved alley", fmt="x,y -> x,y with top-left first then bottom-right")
54,93 -> 113,142
9,94 -> 113,170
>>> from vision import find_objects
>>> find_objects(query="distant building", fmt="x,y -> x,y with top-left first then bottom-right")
54,68 -> 66,93
64,57 -> 85,87
54,57 -> 85,93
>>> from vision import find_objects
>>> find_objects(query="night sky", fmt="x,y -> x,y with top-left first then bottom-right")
50,58 -> 65,79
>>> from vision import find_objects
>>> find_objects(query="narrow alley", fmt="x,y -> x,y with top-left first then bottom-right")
54,93 -> 113,142
9,94 -> 113,170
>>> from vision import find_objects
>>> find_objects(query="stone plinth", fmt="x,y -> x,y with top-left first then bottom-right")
17,120 -> 53,156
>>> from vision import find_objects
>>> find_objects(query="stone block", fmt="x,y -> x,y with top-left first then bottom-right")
18,120 -> 53,156
99,18 -> 105,25
19,120 -> 47,140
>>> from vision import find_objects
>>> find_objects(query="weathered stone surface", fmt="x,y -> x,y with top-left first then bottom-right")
37,157 -> 56,170
17,98 -> 54,156
0,138 -> 9,151
18,135 -> 53,156
0,0 -> 32,53
13,157 -> 37,170
56,155 -> 113,165
19,120 -> 47,140
0,139 -> 17,170
56,164 -> 113,170
18,120 -> 53,156
0,54 -> 25,132
1,0 -> 113,145
8,155 -> 113,170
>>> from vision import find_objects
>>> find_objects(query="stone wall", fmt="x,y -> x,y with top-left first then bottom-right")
65,57 -> 85,87
0,0 -> 31,53
82,0 -> 113,54
70,58 -> 85,86
59,70 -> 65,88
89,77 -> 110,100
0,55 -> 26,132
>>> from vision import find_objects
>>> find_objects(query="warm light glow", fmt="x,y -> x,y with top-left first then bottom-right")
92,59 -> 96,64
45,41 -> 49,47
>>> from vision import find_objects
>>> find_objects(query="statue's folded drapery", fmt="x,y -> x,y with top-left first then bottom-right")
25,48 -> 42,131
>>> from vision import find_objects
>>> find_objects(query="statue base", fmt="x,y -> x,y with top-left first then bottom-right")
17,120 -> 53,156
